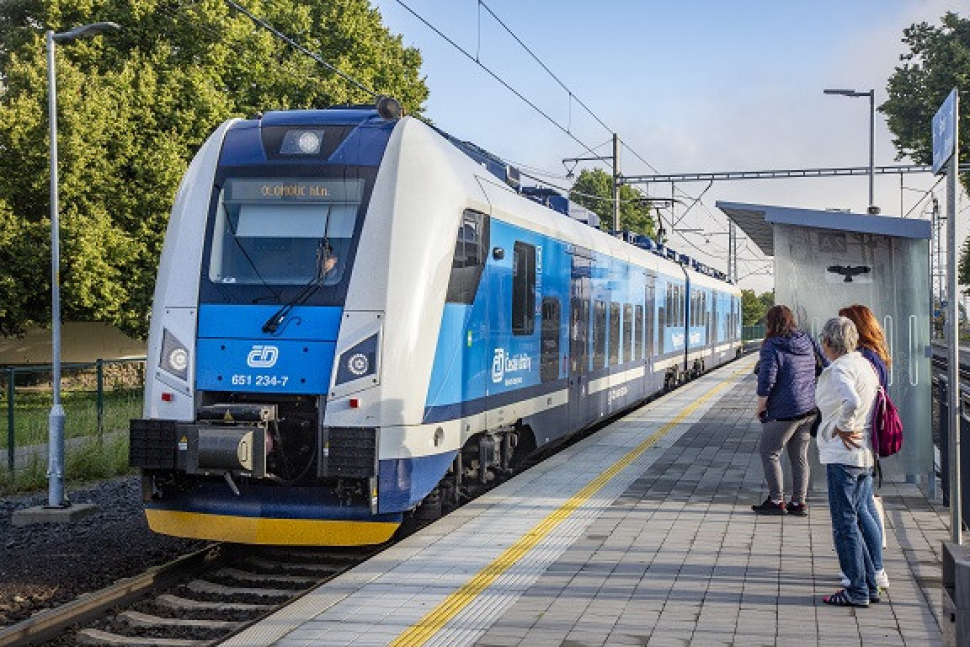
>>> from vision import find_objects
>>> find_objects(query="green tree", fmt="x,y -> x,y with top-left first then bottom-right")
568,168 -> 655,237
0,0 -> 428,338
741,289 -> 774,327
881,12 -> 970,195
758,290 -> 774,314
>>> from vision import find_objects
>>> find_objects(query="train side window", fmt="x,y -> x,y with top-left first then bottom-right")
623,304 -> 633,364
445,210 -> 490,304
541,298 -> 561,382
678,286 -> 683,328
512,241 -> 536,335
594,300 -> 607,369
646,276 -> 656,356
671,286 -> 676,327
712,295 -> 719,342
635,304 -> 644,360
660,284 -> 674,328
675,286 -> 681,328
609,303 -> 621,365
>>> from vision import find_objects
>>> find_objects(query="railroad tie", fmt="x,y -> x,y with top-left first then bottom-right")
75,628 -> 208,647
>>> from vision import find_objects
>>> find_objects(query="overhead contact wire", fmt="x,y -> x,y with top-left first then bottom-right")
394,0 -> 609,167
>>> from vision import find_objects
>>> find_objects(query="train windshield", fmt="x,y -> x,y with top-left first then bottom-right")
208,177 -> 364,286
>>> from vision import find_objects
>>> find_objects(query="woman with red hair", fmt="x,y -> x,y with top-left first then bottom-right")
838,304 -> 891,592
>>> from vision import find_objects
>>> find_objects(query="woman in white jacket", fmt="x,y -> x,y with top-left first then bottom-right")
816,316 -> 880,608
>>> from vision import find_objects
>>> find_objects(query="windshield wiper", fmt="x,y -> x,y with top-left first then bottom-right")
261,240 -> 332,334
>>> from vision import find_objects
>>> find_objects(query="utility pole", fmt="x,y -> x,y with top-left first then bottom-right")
562,134 -> 622,232
945,93 -> 960,545
932,88 -> 960,544
612,133 -> 621,232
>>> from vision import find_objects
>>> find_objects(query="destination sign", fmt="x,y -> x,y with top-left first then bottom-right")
225,178 -> 364,203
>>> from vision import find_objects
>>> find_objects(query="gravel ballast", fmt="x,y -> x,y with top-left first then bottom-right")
0,476 -> 206,627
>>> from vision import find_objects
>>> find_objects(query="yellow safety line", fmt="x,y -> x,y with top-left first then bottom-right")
390,367 -> 747,646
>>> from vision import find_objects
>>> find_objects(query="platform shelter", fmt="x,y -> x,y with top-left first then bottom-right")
717,201 -> 933,488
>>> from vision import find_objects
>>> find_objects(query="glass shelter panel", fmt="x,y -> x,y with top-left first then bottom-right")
774,224 -> 931,486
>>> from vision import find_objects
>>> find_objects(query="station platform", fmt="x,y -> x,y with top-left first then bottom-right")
223,357 -> 950,647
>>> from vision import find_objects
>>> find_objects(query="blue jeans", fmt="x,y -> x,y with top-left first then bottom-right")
826,463 -> 877,604
859,482 -> 884,572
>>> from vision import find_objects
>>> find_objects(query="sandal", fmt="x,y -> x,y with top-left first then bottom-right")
822,589 -> 869,607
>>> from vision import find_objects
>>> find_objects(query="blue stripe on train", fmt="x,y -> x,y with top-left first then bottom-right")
146,483 -> 401,522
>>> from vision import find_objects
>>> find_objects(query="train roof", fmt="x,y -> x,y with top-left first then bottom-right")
241,106 -> 735,288
258,107 -> 383,127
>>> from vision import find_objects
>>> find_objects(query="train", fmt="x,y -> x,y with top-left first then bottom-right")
128,99 -> 743,546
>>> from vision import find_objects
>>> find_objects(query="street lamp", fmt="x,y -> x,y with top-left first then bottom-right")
46,21 -> 120,508
824,88 -> 876,213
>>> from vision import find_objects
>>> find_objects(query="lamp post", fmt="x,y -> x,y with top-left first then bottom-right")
46,21 -> 119,508
824,88 -> 876,213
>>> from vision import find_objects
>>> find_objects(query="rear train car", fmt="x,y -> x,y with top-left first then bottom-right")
129,105 -> 742,545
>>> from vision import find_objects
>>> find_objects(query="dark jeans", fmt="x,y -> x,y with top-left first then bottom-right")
826,463 -> 877,604
860,485 -> 884,572
758,415 -> 814,504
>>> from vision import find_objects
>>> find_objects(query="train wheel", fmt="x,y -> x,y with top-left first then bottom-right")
414,486 -> 443,521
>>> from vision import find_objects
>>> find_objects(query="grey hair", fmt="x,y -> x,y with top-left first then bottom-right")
820,316 -> 858,356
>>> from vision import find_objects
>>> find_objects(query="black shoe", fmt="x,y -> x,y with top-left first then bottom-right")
751,498 -> 786,515
785,502 -> 808,516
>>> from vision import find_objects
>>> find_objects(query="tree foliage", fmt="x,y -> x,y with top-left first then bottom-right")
0,0 -> 428,338
568,168 -> 655,237
881,12 -> 970,194
741,289 -> 774,327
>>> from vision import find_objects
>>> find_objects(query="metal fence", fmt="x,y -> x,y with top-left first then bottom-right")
742,325 -> 765,341
2,358 -> 146,472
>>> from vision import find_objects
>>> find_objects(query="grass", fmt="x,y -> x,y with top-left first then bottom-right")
0,386 -> 142,494
0,432 -> 134,495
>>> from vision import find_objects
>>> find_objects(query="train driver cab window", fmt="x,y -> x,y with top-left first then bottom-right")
512,242 -> 536,335
208,177 -> 363,286
446,210 -> 490,304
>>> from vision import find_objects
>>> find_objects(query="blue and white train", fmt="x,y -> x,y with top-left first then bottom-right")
129,102 -> 742,546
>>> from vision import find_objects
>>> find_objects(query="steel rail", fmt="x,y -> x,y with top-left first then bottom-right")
0,544 -> 224,647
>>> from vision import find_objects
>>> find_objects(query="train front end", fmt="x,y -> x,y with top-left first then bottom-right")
129,108 -> 406,545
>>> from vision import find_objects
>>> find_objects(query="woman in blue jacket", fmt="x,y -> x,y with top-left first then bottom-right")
752,305 -> 820,516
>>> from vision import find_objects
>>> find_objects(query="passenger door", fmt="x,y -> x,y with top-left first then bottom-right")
569,249 -> 592,428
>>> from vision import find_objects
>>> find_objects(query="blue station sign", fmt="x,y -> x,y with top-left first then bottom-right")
932,89 -> 958,175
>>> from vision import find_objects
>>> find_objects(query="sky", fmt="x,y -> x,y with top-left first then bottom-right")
368,0 -> 965,294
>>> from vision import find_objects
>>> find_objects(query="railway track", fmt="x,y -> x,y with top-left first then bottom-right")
0,544 -> 379,647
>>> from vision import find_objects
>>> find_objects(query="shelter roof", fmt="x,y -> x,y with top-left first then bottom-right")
716,201 -> 932,256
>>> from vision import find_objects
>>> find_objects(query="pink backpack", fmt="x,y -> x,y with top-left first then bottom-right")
871,385 -> 903,458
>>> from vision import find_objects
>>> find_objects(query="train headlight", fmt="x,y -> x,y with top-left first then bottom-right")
335,334 -> 379,386
169,348 -> 188,372
280,129 -> 323,155
160,329 -> 189,381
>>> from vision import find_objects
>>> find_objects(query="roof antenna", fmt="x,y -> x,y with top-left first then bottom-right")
377,96 -> 403,120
